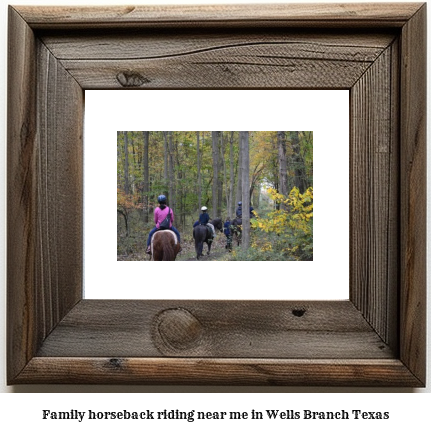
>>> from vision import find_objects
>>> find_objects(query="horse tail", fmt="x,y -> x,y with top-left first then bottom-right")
162,236 -> 175,261
194,226 -> 205,258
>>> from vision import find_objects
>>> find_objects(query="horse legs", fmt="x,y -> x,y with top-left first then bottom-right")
197,240 -> 204,259
206,239 -> 212,255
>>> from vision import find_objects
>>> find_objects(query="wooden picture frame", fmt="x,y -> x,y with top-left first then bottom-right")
7,3 -> 426,386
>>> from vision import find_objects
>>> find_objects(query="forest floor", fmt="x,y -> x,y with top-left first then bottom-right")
117,233 -> 236,261
176,234 -> 231,261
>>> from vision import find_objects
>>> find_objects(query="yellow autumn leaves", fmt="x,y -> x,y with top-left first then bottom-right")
251,186 -> 313,260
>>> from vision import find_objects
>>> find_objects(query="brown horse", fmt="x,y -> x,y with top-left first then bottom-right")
151,230 -> 180,261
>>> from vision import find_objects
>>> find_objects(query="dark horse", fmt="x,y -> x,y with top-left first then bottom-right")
193,224 -> 214,260
209,218 -> 223,233
231,217 -> 242,246
151,230 -> 180,261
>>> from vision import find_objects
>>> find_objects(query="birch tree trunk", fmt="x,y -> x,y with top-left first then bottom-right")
240,131 -> 250,250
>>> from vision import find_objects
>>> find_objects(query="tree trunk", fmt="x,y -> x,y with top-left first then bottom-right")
221,132 -> 229,217
290,131 -> 307,193
235,133 -> 242,213
163,131 -> 168,196
277,131 -> 288,209
130,133 -> 136,194
229,131 -> 235,218
240,131 -> 250,250
143,131 -> 149,223
168,131 -> 175,209
117,131 -> 122,186
217,131 -> 223,217
123,131 -> 130,195
197,131 -> 201,213
211,131 -> 219,218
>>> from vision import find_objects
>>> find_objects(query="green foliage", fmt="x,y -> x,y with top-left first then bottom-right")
117,131 -> 313,261
250,186 -> 313,261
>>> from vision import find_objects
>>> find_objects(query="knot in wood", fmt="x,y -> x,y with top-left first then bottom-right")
292,308 -> 306,317
154,308 -> 203,351
116,71 -> 150,87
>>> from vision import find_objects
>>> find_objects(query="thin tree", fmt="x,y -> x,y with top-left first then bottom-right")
277,131 -> 288,209
197,131 -> 201,212
290,131 -> 307,193
221,132 -> 229,216
211,131 -> 219,217
163,131 -> 168,195
143,131 -> 149,223
123,131 -> 130,195
240,131 -> 250,250
229,131 -> 235,218
217,131 -> 223,217
168,131 -> 175,209
235,133 -> 242,214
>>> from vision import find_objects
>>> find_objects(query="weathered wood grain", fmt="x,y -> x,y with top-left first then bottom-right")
7,6 -> 38,382
15,358 -> 423,386
35,40 -> 84,336
7,3 -> 426,386
350,44 -> 398,349
7,6 -> 83,383
40,30 -> 395,89
58,44 -> 386,89
36,300 -> 394,359
16,3 -> 423,29
399,3 -> 427,385
41,31 -> 395,60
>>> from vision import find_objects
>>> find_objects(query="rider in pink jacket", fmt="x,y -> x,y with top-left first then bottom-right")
146,195 -> 181,254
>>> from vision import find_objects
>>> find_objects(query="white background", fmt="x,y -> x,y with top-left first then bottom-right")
85,90 -> 349,300
0,0 -> 430,426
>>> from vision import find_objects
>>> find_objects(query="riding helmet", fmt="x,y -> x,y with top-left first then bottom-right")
201,206 -> 208,211
157,195 -> 167,204
238,201 -> 242,205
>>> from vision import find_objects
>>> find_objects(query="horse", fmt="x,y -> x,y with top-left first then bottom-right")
231,217 -> 242,246
193,224 -> 214,260
151,230 -> 180,261
209,218 -> 223,233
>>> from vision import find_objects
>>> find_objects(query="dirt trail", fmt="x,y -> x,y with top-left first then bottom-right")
184,249 -> 230,261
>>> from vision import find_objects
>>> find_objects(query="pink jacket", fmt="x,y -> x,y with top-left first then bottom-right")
154,206 -> 174,228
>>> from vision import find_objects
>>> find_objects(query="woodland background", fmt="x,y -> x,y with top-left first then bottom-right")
117,131 -> 313,261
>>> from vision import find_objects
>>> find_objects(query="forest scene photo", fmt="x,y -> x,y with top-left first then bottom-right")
117,131 -> 313,261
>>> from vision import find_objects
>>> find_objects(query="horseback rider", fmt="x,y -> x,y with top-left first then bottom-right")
146,195 -> 181,254
199,206 -> 210,225
193,206 -> 209,228
193,206 -> 215,240
235,201 -> 254,219
235,202 -> 242,218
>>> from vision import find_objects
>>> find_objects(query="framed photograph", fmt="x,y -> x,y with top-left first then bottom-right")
85,89 -> 349,301
7,3 -> 426,386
